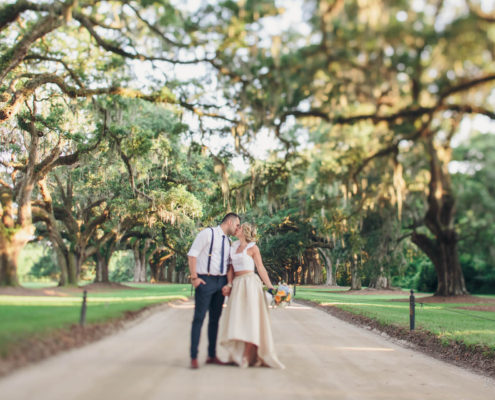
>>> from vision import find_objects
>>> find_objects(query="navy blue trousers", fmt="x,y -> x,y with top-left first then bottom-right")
190,274 -> 227,359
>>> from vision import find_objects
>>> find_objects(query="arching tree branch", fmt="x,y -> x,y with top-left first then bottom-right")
74,12 -> 211,65
0,73 -> 177,124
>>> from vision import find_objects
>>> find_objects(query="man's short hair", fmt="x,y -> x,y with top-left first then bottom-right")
221,212 -> 240,224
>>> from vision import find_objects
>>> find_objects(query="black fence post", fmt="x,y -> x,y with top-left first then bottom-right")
80,289 -> 87,327
409,289 -> 415,331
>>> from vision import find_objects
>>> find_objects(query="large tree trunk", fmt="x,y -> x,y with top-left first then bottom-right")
304,252 -> 313,284
96,255 -> 110,283
149,257 -> 159,282
305,248 -> 324,284
166,256 -> 175,282
368,260 -> 390,289
151,259 -> 166,282
75,251 -> 85,282
157,263 -> 165,282
0,120 -> 39,286
33,179 -> 73,286
0,246 -> 19,286
319,247 -> 336,286
412,231 -> 466,296
51,241 -> 74,286
54,247 -> 68,286
55,250 -> 77,286
94,253 -> 110,283
102,245 -> 114,284
140,239 -> 150,282
334,258 -> 341,285
411,138 -> 467,296
0,224 -> 34,286
102,256 -> 109,283
149,249 -> 171,283
133,240 -> 150,282
350,255 -> 362,290
0,232 -> 28,286
133,244 -> 143,282
94,238 -> 115,284
67,252 -> 78,285
61,235 -> 105,286
95,255 -> 103,283
368,269 -> 389,289
0,163 -> 36,286
300,255 -> 307,285
71,243 -> 97,284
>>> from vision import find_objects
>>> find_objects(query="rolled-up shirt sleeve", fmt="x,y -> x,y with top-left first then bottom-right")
187,228 -> 209,258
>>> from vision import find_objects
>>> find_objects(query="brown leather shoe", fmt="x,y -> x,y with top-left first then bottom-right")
190,358 -> 199,369
206,356 -> 226,365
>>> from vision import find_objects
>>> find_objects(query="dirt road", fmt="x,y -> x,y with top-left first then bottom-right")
0,300 -> 493,400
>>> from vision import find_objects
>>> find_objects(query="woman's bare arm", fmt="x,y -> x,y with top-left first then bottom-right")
250,245 -> 274,290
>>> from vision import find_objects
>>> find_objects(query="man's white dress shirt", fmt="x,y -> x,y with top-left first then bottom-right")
187,226 -> 230,275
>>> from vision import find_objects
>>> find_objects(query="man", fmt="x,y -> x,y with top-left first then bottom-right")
188,212 -> 240,369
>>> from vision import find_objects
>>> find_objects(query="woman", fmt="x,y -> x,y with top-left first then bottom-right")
217,223 -> 285,369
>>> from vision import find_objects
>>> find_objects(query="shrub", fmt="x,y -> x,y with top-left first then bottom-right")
109,251 -> 134,282
29,254 -> 58,280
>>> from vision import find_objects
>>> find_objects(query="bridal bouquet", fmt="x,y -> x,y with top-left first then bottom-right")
274,288 -> 291,306
267,284 -> 293,307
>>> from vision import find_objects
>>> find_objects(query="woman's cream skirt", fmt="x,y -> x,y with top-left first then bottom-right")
217,272 -> 285,369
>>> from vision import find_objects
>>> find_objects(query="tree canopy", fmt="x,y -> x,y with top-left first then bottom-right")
1,0 -> 494,296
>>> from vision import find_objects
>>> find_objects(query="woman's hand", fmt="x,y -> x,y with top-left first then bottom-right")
222,285 -> 232,296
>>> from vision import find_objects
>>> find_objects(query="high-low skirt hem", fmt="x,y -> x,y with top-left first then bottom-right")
217,272 -> 285,369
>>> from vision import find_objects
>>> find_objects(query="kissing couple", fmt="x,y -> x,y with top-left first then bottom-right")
188,212 -> 285,369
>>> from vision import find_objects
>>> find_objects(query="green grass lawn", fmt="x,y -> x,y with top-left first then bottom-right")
20,282 -> 58,289
3,283 -> 494,359
296,287 -> 495,350
0,283 -> 191,356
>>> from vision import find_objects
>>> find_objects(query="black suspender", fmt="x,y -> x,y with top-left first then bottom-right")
207,227 -> 214,274
206,227 -> 231,275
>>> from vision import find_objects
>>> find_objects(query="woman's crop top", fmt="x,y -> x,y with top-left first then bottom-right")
230,241 -> 256,272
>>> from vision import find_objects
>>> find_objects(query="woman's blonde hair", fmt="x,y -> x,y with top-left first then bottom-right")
241,222 -> 258,243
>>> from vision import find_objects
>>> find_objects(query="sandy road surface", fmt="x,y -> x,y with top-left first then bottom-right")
0,300 -> 494,400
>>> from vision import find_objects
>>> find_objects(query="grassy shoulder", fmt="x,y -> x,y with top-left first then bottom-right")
0,283 -> 190,357
295,287 -> 495,350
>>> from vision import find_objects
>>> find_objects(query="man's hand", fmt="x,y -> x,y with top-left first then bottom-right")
222,285 -> 232,296
191,277 -> 206,288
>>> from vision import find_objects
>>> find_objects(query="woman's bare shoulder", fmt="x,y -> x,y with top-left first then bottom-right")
247,242 -> 259,253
